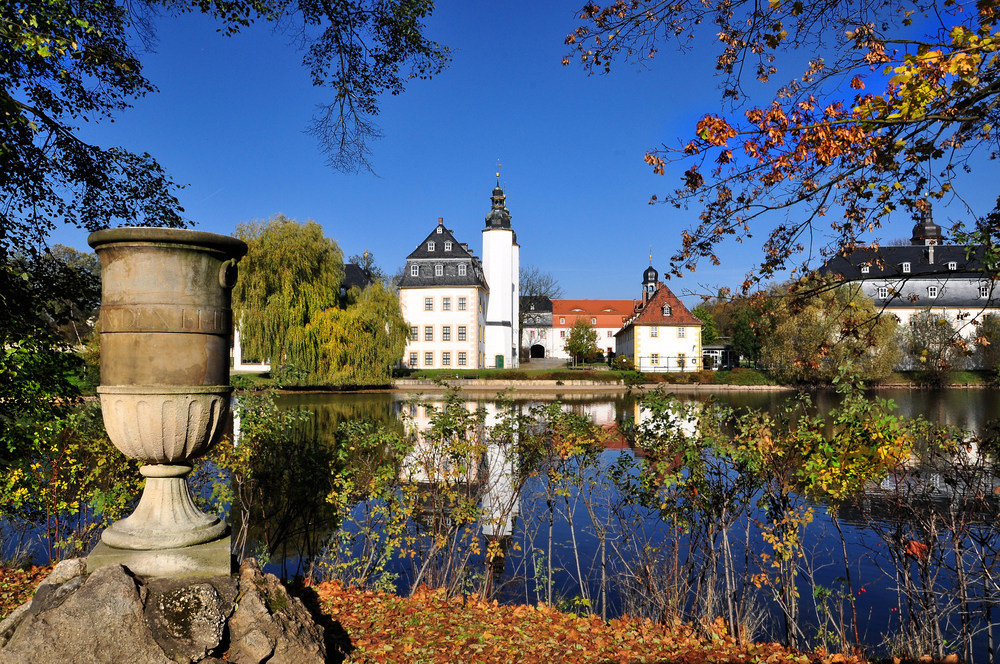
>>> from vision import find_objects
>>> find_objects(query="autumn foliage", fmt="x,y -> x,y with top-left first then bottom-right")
568,0 -> 1000,290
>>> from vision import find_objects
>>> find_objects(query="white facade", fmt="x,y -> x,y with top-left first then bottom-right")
482,181 -> 520,369
400,284 -> 486,370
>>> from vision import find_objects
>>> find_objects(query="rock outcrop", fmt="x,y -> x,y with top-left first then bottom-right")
0,558 -> 327,664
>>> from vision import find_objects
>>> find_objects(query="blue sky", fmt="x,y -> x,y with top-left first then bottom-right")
50,2 -> 995,305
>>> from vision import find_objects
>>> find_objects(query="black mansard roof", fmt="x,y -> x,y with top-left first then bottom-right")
823,245 -> 991,280
397,222 -> 488,290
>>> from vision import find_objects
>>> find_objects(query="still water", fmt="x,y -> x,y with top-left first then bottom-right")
237,387 -> 1000,659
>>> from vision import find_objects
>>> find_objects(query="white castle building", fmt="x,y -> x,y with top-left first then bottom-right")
399,179 -> 520,370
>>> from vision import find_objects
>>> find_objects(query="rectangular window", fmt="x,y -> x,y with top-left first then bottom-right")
651,353 -> 659,366
458,297 -> 467,310
424,297 -> 433,310
427,241 -> 435,251
424,352 -> 433,366
650,327 -> 658,337
424,326 -> 433,341
928,286 -> 939,298
442,297 -> 451,311
902,262 -> 911,273
435,264 -> 443,277
607,331 -> 612,337
410,265 -> 419,277
458,352 -> 467,366
981,284 -> 991,298
678,352 -> 687,366
442,326 -> 451,341
409,352 -> 417,367
458,264 -> 467,276
442,352 -> 451,366
678,327 -> 686,338
458,326 -> 467,341
560,330 -> 566,338
410,326 -> 418,341
445,241 -> 453,251
878,286 -> 889,299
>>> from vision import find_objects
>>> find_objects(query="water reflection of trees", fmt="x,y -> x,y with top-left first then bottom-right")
210,385 -> 1000,663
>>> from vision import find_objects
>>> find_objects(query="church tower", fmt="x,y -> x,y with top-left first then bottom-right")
482,175 -> 520,368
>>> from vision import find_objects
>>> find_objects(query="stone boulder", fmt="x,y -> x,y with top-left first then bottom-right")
0,558 -> 327,664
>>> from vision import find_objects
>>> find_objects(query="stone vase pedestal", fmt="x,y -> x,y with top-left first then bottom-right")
87,228 -> 247,576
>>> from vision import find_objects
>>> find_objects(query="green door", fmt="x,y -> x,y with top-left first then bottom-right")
495,355 -> 504,369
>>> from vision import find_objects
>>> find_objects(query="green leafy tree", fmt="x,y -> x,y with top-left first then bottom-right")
564,318 -> 599,365
4,0 -> 448,258
233,215 -> 345,375
905,310 -> 965,386
566,0 -> 1000,289
2,0 -> 448,462
234,215 -> 408,384
975,314 -> 1000,380
1,244 -> 103,468
730,299 -> 770,367
691,305 -> 718,345
349,249 -> 387,285
311,281 -> 410,385
761,280 -> 899,384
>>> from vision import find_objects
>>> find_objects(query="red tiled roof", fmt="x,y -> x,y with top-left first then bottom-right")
552,299 -> 638,328
619,283 -> 702,330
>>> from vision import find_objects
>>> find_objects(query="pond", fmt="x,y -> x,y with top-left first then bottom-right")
5,386 -> 1000,661
222,386 -> 1000,661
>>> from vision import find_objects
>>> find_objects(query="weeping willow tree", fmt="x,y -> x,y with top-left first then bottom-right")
233,214 -> 408,385
233,215 -> 344,379
310,282 -> 410,385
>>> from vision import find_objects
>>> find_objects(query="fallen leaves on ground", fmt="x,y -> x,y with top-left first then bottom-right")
313,581 -> 855,664
0,565 -> 52,620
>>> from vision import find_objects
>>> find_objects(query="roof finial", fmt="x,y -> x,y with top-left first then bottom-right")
496,159 -> 502,184
649,247 -> 653,265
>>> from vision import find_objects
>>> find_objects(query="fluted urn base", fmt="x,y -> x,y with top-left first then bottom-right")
101,464 -> 228,550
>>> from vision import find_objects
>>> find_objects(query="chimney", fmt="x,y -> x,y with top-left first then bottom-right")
438,216 -> 443,226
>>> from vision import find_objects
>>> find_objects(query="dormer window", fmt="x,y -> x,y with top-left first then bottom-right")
435,226 -> 443,234
662,305 -> 672,317
948,261 -> 957,270
861,265 -> 870,274
445,241 -> 453,251
902,262 -> 911,273
434,264 -> 443,277
928,286 -> 939,299
878,286 -> 889,299
981,284 -> 992,298
410,265 -> 419,277
427,241 -> 435,251
458,263 -> 467,276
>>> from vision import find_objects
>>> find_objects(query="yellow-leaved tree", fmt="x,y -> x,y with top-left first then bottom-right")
233,214 -> 407,385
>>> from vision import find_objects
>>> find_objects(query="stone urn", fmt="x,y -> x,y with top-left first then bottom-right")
88,228 -> 248,552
